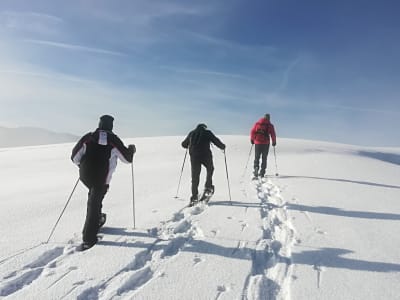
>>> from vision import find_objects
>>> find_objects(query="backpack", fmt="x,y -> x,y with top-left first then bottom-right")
189,126 -> 205,151
255,122 -> 268,137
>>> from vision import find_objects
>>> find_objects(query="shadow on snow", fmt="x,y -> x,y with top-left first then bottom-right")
278,175 -> 400,189
210,201 -> 400,221
97,235 -> 400,273
357,150 -> 400,166
292,247 -> 400,273
287,203 -> 400,221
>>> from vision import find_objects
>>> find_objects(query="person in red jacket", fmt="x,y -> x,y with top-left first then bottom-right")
71,115 -> 135,250
250,113 -> 276,178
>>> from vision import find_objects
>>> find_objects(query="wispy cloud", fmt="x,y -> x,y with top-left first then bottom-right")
89,1 -> 214,25
160,66 -> 248,80
0,11 -> 63,35
23,39 -> 127,57
0,69 -> 99,85
183,30 -> 277,54
277,56 -> 302,92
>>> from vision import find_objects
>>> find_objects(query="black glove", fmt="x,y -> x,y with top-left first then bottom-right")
128,144 -> 136,154
221,144 -> 226,150
251,139 -> 254,145
272,142 -> 276,147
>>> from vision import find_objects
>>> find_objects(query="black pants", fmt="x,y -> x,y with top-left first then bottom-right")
190,154 -> 214,197
253,144 -> 270,176
82,184 -> 108,244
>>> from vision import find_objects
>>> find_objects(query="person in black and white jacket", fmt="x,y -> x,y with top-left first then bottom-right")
71,115 -> 135,250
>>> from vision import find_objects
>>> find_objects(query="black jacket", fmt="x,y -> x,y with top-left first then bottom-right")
71,129 -> 134,187
182,126 -> 225,157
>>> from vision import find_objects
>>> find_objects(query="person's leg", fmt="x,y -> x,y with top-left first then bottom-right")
190,156 -> 201,200
82,185 -> 108,245
259,144 -> 270,177
203,155 -> 215,191
253,144 -> 262,176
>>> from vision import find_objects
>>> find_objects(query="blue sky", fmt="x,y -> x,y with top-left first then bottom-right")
0,0 -> 399,146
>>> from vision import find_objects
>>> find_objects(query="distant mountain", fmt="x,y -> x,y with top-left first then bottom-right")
0,126 -> 78,148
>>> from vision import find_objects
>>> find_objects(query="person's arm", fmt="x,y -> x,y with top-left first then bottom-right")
181,132 -> 191,149
71,133 -> 91,165
110,134 -> 135,163
209,131 -> 225,150
250,123 -> 257,144
270,124 -> 276,146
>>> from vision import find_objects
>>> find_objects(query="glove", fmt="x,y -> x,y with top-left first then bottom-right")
251,139 -> 254,145
221,144 -> 226,150
128,144 -> 136,154
272,142 -> 276,146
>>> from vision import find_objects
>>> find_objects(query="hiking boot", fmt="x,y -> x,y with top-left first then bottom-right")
81,238 -> 98,251
99,213 -> 107,227
189,195 -> 198,207
204,185 -> 215,194
253,168 -> 259,177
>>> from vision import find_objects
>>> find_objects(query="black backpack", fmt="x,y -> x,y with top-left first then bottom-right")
255,122 -> 268,137
189,126 -> 205,150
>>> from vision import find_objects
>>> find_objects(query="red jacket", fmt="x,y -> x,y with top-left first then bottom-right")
250,118 -> 276,145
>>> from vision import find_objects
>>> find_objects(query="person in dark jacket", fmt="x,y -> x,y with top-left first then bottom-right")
71,115 -> 135,249
181,124 -> 225,206
250,113 -> 276,178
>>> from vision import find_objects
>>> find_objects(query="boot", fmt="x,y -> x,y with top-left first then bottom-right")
189,195 -> 198,207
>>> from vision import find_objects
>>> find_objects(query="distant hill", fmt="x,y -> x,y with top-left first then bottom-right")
0,126 -> 78,148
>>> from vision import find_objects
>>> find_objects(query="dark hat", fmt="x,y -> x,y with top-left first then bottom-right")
196,123 -> 207,130
264,113 -> 270,120
99,115 -> 114,131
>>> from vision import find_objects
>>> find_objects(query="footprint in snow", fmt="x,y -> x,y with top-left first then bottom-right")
211,229 -> 219,237
241,223 -> 249,231
315,228 -> 327,235
215,285 -> 231,299
193,255 -> 205,266
172,212 -> 185,222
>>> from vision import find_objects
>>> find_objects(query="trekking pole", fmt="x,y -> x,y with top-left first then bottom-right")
223,150 -> 232,205
174,148 -> 188,198
131,161 -> 136,228
273,146 -> 279,176
242,144 -> 254,177
46,177 -> 80,243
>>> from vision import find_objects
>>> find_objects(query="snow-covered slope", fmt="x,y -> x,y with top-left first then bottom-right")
0,136 -> 399,299
0,126 -> 78,148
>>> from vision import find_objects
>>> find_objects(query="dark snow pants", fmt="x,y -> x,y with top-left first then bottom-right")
82,184 -> 109,244
253,144 -> 270,176
190,154 -> 214,198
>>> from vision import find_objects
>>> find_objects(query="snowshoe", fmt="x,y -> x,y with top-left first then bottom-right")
77,239 -> 98,251
199,186 -> 214,203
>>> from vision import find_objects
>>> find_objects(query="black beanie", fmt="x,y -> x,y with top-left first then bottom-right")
99,115 -> 114,131
196,123 -> 207,130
